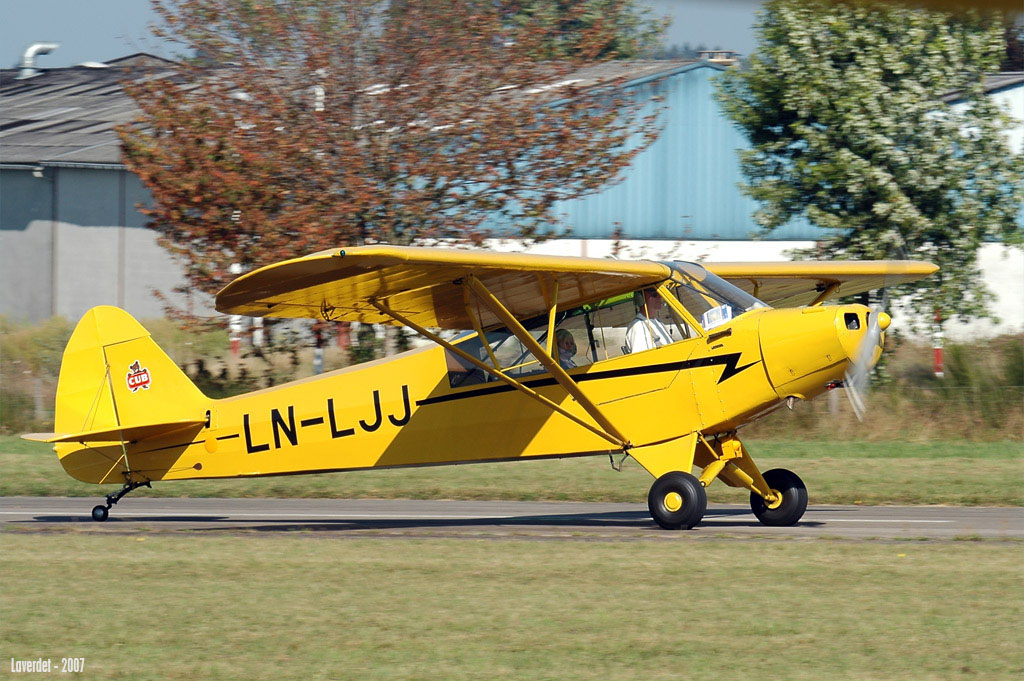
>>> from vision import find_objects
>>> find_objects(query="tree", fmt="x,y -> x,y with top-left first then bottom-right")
509,0 -> 667,59
716,0 -> 1023,322
118,0 -> 663,300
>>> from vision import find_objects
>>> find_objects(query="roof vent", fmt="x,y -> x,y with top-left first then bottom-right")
17,42 -> 60,79
699,50 -> 740,66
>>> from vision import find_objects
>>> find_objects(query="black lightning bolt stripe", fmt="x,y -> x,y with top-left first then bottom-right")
682,354 -> 760,383
416,353 -> 758,407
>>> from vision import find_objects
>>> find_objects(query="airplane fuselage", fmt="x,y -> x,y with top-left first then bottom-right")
56,304 -> 871,485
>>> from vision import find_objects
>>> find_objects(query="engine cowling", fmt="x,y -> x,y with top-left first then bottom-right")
758,304 -> 878,401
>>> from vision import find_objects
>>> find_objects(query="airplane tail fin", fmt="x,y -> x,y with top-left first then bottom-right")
44,306 -> 209,444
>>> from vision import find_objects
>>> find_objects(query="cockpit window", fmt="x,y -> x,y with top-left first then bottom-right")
666,262 -> 769,330
445,327 -> 547,388
444,290 -> 693,387
443,262 -> 769,388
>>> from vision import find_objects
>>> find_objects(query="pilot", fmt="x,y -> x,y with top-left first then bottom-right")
625,288 -> 672,353
554,328 -> 578,369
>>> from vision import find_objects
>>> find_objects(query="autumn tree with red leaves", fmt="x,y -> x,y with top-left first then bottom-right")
118,0 -> 663,301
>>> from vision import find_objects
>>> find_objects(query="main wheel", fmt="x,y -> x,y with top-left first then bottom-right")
91,505 -> 109,522
750,468 -> 807,526
648,471 -> 707,530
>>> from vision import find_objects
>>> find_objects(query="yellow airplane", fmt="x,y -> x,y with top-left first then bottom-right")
25,246 -> 936,528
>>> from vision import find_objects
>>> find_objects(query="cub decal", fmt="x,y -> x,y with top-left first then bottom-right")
126,361 -> 151,392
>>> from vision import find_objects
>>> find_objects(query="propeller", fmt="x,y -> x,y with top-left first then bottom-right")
843,289 -> 892,422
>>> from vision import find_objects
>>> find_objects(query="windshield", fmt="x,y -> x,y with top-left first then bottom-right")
665,261 -> 769,330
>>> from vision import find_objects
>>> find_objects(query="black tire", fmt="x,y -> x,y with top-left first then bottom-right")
648,471 -> 707,530
91,505 -> 109,522
750,468 -> 807,526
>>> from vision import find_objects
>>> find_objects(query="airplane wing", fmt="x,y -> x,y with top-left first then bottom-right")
216,245 -> 672,329
704,261 -> 938,308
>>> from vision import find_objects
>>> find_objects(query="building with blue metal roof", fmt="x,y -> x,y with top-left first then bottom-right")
551,61 -> 816,240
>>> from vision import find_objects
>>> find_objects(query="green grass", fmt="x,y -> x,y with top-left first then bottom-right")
1,533 -> 1021,681
2,436 -> 1021,506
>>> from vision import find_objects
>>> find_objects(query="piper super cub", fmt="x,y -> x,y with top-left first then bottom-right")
25,246 -> 936,528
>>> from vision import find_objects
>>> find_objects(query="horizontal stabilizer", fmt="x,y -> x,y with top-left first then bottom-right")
22,419 -> 206,444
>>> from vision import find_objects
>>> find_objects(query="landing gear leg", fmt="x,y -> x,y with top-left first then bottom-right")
91,479 -> 151,522
749,469 -> 807,527
695,434 -> 808,526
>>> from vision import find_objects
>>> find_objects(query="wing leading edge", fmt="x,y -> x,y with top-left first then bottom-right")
706,261 -> 938,308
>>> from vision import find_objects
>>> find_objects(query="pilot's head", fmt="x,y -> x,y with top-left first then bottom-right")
633,288 -> 663,315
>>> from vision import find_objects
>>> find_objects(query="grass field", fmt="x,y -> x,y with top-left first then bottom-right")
2,436 -> 1021,506
1,532 -> 1020,681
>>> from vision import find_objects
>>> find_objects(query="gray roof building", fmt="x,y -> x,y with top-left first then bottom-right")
1,54 -> 191,323
1,54 -> 173,166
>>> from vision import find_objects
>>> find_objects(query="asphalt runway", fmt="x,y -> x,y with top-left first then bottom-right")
1,496 -> 1020,540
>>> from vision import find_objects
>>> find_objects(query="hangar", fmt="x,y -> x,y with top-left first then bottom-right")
1,51 -> 1020,337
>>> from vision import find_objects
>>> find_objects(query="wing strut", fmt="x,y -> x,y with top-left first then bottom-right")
464,275 -> 631,447
461,286 -> 502,371
537,275 -> 559,356
369,300 -> 627,448
808,282 -> 841,307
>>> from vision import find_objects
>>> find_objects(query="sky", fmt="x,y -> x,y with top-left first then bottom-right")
1,1 -> 170,68
650,0 -> 760,54
0,0 -> 761,69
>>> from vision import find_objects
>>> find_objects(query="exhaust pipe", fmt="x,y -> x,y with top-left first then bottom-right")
17,42 -> 60,79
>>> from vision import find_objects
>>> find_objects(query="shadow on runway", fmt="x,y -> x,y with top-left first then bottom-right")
30,515 -> 231,523
19,505 -> 823,532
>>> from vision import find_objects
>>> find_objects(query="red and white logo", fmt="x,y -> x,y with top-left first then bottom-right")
126,361 -> 152,392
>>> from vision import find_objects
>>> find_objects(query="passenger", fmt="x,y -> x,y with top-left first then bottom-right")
554,328 -> 578,369
625,288 -> 672,353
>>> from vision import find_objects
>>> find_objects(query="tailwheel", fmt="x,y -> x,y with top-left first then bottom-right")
648,471 -> 707,530
750,468 -> 807,526
89,479 -> 151,522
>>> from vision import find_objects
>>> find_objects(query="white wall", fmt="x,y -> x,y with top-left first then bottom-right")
0,167 -> 209,323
